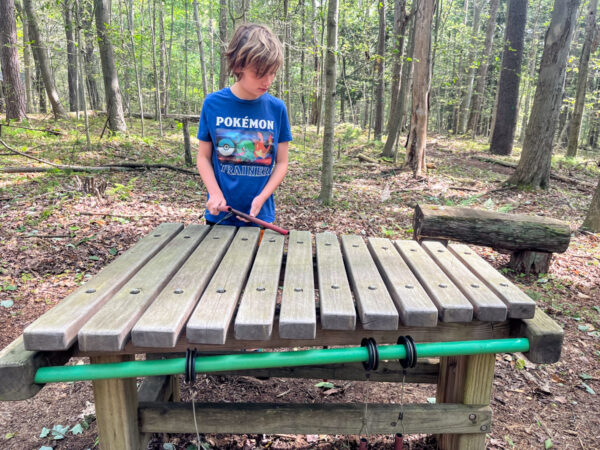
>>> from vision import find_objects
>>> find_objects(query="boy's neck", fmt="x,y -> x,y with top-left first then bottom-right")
230,82 -> 264,101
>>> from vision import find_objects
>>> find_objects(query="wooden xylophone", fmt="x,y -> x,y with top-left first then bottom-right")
23,223 -> 536,353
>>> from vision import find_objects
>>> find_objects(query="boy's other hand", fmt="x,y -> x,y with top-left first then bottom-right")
207,193 -> 226,216
249,195 -> 267,219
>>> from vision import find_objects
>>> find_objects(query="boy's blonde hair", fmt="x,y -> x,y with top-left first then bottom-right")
226,24 -> 283,80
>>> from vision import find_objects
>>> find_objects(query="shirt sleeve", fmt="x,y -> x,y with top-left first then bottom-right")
279,103 -> 293,143
197,99 -> 211,141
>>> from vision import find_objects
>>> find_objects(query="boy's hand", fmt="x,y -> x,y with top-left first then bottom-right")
206,193 -> 226,216
249,195 -> 267,219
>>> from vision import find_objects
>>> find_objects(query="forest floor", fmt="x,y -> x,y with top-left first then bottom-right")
0,115 -> 599,449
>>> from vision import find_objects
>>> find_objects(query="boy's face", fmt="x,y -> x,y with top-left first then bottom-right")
235,65 -> 277,100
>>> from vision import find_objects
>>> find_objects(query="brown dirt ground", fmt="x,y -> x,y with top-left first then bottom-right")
0,127 -> 599,449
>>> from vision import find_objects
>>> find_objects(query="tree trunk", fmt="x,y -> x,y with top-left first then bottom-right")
63,0 -> 78,111
15,1 -> 34,113
94,0 -> 127,132
75,0 -> 90,146
382,0 -> 408,158
165,1 -> 174,114
23,0 -> 67,119
508,0 -> 580,189
82,0 -> 100,110
309,0 -> 321,126
566,0 -> 598,158
458,0 -> 482,134
489,0 -> 526,156
318,0 -> 339,204
218,0 -> 228,89
398,10 -> 416,134
151,0 -> 163,135
582,177 -> 600,231
0,0 -> 27,121
468,0 -> 499,135
300,0 -> 307,124
125,0 -> 144,135
284,0 -> 291,122
373,0 -> 386,140
405,0 -> 435,178
192,0 -> 209,98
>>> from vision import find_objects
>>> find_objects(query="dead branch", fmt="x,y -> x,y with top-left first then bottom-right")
79,211 -> 154,219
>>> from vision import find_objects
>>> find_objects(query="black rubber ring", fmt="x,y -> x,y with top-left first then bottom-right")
184,348 -> 191,383
361,337 -> 375,371
406,336 -> 417,368
369,338 -> 379,371
397,336 -> 412,369
189,348 -> 197,383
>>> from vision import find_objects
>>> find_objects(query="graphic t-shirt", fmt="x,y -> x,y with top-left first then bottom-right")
197,88 -> 292,226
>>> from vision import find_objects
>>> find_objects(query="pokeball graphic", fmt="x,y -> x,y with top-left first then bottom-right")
217,138 -> 235,156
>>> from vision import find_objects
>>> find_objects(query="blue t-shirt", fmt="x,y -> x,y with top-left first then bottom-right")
197,88 -> 292,227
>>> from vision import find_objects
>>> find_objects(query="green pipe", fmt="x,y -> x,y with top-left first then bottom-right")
34,338 -> 529,384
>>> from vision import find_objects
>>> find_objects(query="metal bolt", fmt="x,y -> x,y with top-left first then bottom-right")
216,288 -> 226,294
410,248 -> 417,252
297,240 -> 304,244
130,288 -> 141,294
438,283 -> 448,288
213,236 -> 220,239
294,287 -> 303,292
174,289 -> 183,294
437,248 -> 445,252
352,244 -> 359,248
471,283 -> 480,288
242,237 -> 248,241
469,414 -> 477,421
154,234 -> 161,237
325,242 -> 332,246
464,251 -> 472,255
405,284 -> 414,289
480,425 -> 488,432
256,287 -> 265,292
86,288 -> 96,294
368,285 -> 377,290
184,235 -> 191,239
382,246 -> 388,250
269,238 -> 276,242
331,284 -> 339,289
500,282 -> 508,287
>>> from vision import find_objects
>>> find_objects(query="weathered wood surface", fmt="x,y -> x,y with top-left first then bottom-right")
186,227 -> 260,344
341,234 -> 399,329
131,226 -> 235,347
511,307 -> 564,364
422,240 -> 507,322
215,359 -> 440,383
91,354 -> 140,450
414,203 -> 571,253
368,237 -> 438,327
449,243 -> 536,318
139,402 -> 492,435
107,320 -> 512,356
279,231 -> 317,338
315,232 -> 356,330
234,230 -> 285,340
0,336 -> 73,401
23,223 -> 183,351
395,240 -> 473,322
77,225 -> 208,351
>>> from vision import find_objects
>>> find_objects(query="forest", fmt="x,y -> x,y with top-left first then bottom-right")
0,0 -> 600,448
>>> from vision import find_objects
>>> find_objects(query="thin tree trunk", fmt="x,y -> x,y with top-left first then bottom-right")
81,0 -> 100,110
0,0 -> 27,120
318,0 -> 339,204
151,0 -> 163,135
405,0 -> 434,178
158,0 -> 167,111
567,0 -> 598,158
399,10 -> 416,134
184,0 -> 189,112
508,0 -> 580,189
75,0 -> 90,146
458,0 -> 482,134
373,0 -> 386,140
209,16 -> 215,93
309,0 -> 320,126
300,0 -> 306,124
94,0 -> 127,132
63,0 -> 78,111
582,177 -> 600,231
219,0 -> 228,89
23,0 -> 67,119
489,0 -> 527,156
193,0 -> 209,98
284,0 -> 291,122
126,0 -> 144,136
382,0 -> 408,157
165,1 -> 174,114
15,1 -> 34,113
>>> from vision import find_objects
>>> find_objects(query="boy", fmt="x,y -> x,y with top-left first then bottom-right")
196,23 -> 292,228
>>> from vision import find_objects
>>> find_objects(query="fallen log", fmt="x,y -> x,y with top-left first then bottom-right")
413,204 -> 571,274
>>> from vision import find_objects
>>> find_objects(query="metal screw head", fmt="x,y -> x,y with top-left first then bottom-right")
438,283 -> 448,289
464,251 -> 472,255
86,288 -> 96,294
256,287 -> 266,292
325,242 -> 332,246
368,285 -> 377,291
471,283 -> 480,288
410,248 -> 417,252
184,235 -> 191,239
331,284 -> 339,290
269,238 -> 276,242
382,246 -> 388,250
242,237 -> 248,241
352,244 -> 359,248
469,413 -> 477,421
480,425 -> 488,432
213,236 -> 220,239
216,288 -> 226,294
405,284 -> 414,289
500,282 -> 508,287
174,289 -> 183,294
294,287 -> 303,292
437,248 -> 445,252
154,234 -> 161,237
297,240 -> 304,244
130,288 -> 141,294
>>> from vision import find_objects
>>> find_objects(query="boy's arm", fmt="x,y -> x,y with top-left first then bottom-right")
197,140 -> 226,215
249,141 -> 289,218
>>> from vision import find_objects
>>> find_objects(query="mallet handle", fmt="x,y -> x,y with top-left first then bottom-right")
217,206 -> 289,235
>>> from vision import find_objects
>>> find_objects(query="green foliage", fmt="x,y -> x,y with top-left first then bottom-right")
106,177 -> 139,200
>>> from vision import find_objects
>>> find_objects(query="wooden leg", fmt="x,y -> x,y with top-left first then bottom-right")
436,353 -> 495,450
91,354 -> 140,450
